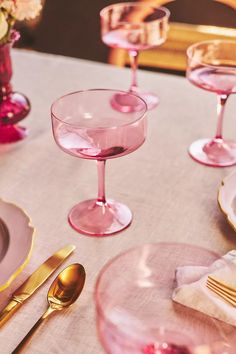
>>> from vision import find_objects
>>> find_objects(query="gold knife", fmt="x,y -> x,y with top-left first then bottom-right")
0,244 -> 76,327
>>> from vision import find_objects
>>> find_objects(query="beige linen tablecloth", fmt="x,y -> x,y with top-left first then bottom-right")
0,50 -> 236,353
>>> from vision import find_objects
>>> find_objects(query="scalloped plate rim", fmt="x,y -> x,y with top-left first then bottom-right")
0,198 -> 35,292
218,169 -> 236,233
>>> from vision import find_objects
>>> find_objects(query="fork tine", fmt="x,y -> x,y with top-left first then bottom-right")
207,283 -> 236,307
207,278 -> 236,298
208,275 -> 236,293
207,280 -> 236,301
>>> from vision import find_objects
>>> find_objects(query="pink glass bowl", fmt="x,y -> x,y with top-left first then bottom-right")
94,243 -> 236,354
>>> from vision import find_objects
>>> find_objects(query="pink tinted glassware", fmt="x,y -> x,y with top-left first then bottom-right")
186,40 -> 236,167
100,2 -> 170,111
0,31 -> 30,143
95,243 -> 226,354
209,341 -> 235,354
51,89 -> 147,237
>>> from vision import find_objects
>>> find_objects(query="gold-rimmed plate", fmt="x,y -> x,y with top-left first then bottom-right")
0,199 -> 35,291
218,169 -> 236,232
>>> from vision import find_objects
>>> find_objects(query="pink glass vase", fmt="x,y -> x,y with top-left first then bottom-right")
0,33 -> 30,143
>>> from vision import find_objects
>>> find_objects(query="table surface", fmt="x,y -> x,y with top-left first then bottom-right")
0,49 -> 236,353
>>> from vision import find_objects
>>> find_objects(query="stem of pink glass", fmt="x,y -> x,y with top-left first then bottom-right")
215,94 -> 229,139
97,160 -> 106,204
129,50 -> 139,93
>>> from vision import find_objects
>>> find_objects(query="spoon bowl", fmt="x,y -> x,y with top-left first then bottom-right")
13,263 -> 86,353
48,263 -> 86,310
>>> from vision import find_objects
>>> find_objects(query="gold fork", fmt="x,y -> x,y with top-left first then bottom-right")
206,275 -> 236,307
208,275 -> 236,294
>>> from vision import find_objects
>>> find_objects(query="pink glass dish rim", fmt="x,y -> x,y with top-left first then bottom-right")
94,242 -> 220,323
51,88 -> 147,130
100,2 -> 170,24
187,39 -> 236,69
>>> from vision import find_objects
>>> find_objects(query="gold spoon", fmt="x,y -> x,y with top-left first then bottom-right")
12,263 -> 86,354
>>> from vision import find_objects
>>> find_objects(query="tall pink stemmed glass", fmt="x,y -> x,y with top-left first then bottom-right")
100,2 -> 170,112
187,40 -> 236,167
51,89 -> 147,237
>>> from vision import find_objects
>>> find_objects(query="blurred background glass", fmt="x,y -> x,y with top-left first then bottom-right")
15,0 -> 236,75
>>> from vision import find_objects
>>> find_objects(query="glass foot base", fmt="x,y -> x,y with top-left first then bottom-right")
0,91 -> 30,143
189,138 -> 236,167
110,92 -> 146,113
68,199 -> 132,237
0,92 -> 30,125
0,125 -> 28,143
110,91 -> 158,113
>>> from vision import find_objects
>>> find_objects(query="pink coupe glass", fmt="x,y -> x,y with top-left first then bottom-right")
209,341 -> 235,354
51,89 -> 147,237
187,40 -> 236,167
100,2 -> 170,111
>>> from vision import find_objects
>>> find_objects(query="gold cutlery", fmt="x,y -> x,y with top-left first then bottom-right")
12,263 -> 86,354
0,244 -> 76,327
207,280 -> 236,299
208,275 -> 236,295
207,275 -> 236,307
207,282 -> 236,305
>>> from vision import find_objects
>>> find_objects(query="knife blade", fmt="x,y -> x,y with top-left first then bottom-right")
0,244 -> 75,327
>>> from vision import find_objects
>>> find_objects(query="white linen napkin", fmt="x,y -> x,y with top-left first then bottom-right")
172,250 -> 236,327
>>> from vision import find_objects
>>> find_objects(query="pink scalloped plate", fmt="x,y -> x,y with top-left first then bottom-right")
218,169 -> 236,232
0,199 -> 35,291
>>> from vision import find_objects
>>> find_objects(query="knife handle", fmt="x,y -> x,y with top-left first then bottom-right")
0,299 -> 22,327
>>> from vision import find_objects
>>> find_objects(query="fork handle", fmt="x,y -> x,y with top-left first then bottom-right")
12,307 -> 55,354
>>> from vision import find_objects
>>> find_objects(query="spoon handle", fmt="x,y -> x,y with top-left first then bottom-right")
11,307 -> 55,354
